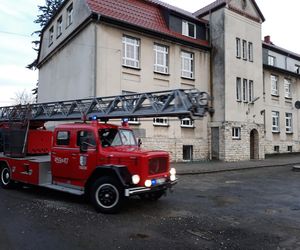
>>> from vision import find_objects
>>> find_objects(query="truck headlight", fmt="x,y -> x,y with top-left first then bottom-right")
170,168 -> 176,175
145,180 -> 152,187
170,174 -> 176,181
132,174 -> 140,184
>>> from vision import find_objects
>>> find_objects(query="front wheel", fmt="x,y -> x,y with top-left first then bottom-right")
0,166 -> 15,189
91,177 -> 124,214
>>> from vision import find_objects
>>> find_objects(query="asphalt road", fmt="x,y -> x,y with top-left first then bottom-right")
0,166 -> 300,250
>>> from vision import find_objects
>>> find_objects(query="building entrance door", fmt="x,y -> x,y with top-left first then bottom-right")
250,129 -> 259,160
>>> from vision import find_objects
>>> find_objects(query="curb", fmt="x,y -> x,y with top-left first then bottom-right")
176,162 -> 300,175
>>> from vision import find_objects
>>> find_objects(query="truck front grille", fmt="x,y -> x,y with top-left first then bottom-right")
149,157 -> 168,175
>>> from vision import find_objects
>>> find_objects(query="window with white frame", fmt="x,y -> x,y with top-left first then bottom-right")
180,118 -> 194,128
285,113 -> 292,133
236,38 -> 241,58
57,16 -> 63,37
154,44 -> 168,74
248,42 -> 253,62
271,75 -> 278,96
248,80 -> 254,102
182,21 -> 196,38
268,55 -> 276,66
66,3 -> 73,27
122,36 -> 140,68
236,77 -> 241,101
153,117 -> 169,126
295,64 -> 300,74
181,51 -> 194,79
242,40 -> 247,60
242,79 -> 248,102
284,78 -> 291,98
49,26 -> 54,46
272,111 -> 280,132
232,127 -> 241,139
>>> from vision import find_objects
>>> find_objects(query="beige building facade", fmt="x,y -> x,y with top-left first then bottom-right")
37,0 -> 300,162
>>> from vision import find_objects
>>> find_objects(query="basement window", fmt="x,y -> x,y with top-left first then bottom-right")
183,145 -> 193,161
288,146 -> 293,152
274,146 -> 279,153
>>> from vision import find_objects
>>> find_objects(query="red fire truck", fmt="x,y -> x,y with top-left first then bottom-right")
0,89 -> 208,213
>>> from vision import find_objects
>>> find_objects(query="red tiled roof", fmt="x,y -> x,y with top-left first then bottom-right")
86,0 -> 209,47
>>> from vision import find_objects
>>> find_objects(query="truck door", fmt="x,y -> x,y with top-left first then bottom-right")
72,130 -> 97,181
51,130 -> 73,180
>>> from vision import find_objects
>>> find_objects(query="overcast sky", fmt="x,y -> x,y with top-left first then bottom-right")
0,0 -> 299,106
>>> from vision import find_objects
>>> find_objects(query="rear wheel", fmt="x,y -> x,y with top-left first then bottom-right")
0,165 -> 15,189
139,190 -> 165,201
91,177 -> 124,214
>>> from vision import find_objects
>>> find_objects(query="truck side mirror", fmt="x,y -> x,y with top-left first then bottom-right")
138,138 -> 142,148
80,142 -> 88,153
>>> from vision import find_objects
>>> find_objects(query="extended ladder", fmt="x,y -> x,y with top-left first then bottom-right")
0,89 -> 209,122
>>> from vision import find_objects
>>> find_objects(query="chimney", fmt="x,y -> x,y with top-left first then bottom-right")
264,35 -> 271,44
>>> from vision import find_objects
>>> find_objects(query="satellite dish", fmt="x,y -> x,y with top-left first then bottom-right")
295,101 -> 300,109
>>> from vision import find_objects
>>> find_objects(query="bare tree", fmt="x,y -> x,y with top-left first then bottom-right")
11,90 -> 35,105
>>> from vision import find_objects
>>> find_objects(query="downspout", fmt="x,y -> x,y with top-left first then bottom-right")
94,14 -> 101,97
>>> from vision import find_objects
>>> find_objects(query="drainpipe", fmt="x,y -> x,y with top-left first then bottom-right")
94,14 -> 101,97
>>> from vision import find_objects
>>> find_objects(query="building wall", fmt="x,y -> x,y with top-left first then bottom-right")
95,23 -> 211,161
38,24 -> 96,102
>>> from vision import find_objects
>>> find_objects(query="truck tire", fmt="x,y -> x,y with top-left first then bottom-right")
0,166 -> 15,189
91,176 -> 124,214
139,190 -> 165,201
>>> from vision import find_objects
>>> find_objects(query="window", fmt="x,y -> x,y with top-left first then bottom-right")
154,44 -> 169,74
295,65 -> 300,74
182,21 -> 196,38
288,146 -> 293,152
153,117 -> 169,126
248,80 -> 254,102
242,79 -> 248,102
272,111 -> 280,132
268,55 -> 276,66
77,131 -> 96,147
56,131 -> 70,145
57,16 -> 63,37
183,145 -> 193,161
284,79 -> 291,98
248,42 -> 253,62
181,51 -> 194,79
232,127 -> 241,139
66,3 -> 73,27
236,38 -> 241,58
271,75 -> 278,96
99,128 -> 137,147
236,77 -> 242,101
285,113 -> 293,133
180,118 -> 194,128
49,26 -> 54,46
122,36 -> 140,68
274,146 -> 279,152
242,40 -> 247,60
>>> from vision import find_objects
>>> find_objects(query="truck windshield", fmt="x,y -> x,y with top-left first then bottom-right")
99,128 -> 137,147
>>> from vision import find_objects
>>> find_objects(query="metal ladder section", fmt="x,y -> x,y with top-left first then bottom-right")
0,89 -> 209,122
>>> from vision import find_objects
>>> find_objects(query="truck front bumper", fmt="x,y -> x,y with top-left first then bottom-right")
124,178 -> 178,197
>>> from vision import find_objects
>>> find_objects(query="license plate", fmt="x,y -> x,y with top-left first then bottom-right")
156,178 -> 166,184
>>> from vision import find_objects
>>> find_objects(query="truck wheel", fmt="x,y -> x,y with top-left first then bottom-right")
139,190 -> 165,201
91,177 -> 123,214
0,166 -> 14,189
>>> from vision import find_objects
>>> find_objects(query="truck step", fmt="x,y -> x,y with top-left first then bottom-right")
40,184 -> 84,196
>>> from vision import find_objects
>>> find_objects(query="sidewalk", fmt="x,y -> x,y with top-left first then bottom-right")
172,153 -> 300,175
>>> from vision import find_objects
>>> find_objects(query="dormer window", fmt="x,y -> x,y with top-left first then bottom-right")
268,55 -> 276,66
182,21 -> 196,39
67,3 -> 73,28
